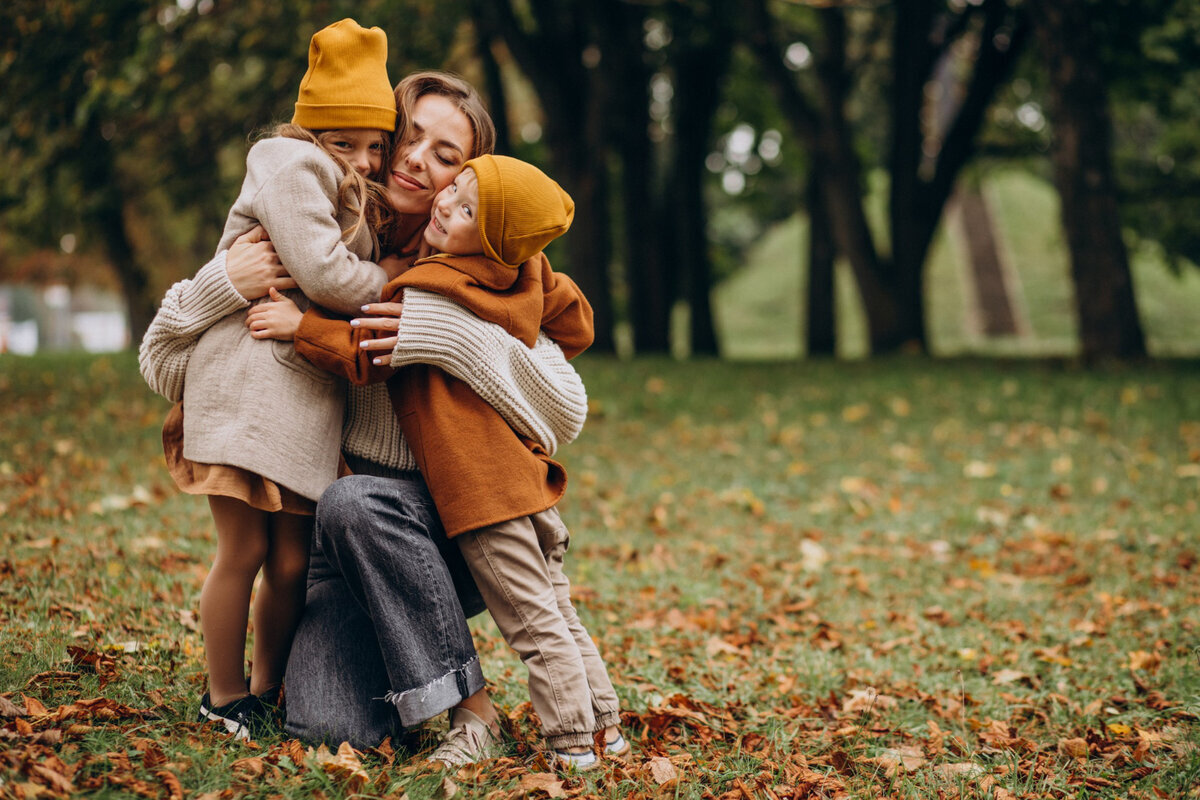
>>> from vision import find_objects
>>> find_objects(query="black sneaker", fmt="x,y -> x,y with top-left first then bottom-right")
257,684 -> 285,730
198,692 -> 270,741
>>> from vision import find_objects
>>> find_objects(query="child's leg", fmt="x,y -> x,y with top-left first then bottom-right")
249,511 -> 313,696
201,496 -> 271,706
532,509 -> 622,741
457,516 -> 596,752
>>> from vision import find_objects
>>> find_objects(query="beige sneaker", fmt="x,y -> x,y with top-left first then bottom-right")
428,708 -> 504,769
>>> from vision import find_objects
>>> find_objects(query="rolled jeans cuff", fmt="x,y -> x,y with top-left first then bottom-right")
385,655 -> 485,728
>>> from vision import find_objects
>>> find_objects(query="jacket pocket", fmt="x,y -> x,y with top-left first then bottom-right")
271,339 -> 334,385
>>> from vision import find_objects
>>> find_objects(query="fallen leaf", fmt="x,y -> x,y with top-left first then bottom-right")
519,772 -> 566,797
1058,738 -> 1088,759
646,756 -> 679,786
933,762 -> 985,781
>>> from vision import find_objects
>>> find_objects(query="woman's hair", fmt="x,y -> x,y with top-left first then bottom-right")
393,71 -> 497,161
271,123 -> 395,257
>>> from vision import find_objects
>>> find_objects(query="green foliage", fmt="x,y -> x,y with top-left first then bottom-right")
2,353 -> 1199,797
0,0 -> 468,290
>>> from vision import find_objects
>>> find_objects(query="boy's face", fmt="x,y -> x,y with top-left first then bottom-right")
425,167 -> 483,255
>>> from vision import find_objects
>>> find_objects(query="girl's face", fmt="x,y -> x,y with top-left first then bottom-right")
323,130 -> 386,178
387,94 -> 475,216
425,168 -> 483,255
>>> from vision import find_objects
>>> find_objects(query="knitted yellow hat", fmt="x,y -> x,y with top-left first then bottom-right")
465,155 -> 575,268
292,19 -> 396,131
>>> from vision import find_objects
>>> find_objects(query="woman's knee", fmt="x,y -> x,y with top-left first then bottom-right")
315,476 -> 376,546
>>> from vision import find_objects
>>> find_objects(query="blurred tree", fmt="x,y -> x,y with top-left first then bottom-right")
473,0 -> 739,356
1104,2 -> 1200,275
1028,0 -> 1145,359
471,0 -> 618,353
744,0 -> 1029,354
0,0 -> 465,342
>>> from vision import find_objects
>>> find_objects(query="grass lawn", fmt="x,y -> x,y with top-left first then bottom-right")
1,351 -> 1198,798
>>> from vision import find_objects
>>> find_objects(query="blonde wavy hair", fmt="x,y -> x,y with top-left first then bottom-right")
272,123 -> 395,258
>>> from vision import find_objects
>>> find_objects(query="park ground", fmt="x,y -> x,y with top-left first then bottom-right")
1,351 -> 1198,799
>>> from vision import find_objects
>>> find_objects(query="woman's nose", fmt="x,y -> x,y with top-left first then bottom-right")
404,141 -> 428,169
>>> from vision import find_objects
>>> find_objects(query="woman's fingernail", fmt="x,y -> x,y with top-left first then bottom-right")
350,319 -> 360,327
373,358 -> 382,365
361,305 -> 370,312
359,341 -> 368,348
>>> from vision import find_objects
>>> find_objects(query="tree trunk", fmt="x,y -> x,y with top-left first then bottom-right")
954,184 -> 1020,336
472,20 -> 512,156
1031,0 -> 1145,359
668,5 -> 734,357
806,167 -> 836,355
481,0 -> 617,352
79,119 -> 155,343
599,2 -> 670,355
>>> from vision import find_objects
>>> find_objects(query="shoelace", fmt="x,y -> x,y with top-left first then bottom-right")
431,724 -> 486,764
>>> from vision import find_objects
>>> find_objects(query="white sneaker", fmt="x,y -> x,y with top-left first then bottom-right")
428,708 -> 504,769
551,747 -> 600,772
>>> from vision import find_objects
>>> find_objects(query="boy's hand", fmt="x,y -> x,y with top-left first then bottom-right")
247,287 -> 302,341
379,254 -> 411,281
351,299 -> 404,364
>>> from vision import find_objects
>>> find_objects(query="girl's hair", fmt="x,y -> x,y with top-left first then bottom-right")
393,71 -> 497,161
272,123 -> 395,258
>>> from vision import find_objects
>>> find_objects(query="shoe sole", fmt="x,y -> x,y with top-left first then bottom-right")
199,706 -> 250,741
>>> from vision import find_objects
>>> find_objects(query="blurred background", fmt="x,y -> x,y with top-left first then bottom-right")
2,0 -> 1199,361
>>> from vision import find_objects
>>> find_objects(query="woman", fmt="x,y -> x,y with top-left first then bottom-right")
139,72 -> 588,764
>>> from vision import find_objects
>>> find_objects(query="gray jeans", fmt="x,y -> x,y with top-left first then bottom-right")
283,470 -> 486,748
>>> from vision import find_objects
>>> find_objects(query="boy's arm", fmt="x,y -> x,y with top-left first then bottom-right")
538,258 -> 595,359
388,288 -> 589,454
293,306 -> 396,386
138,251 -> 249,401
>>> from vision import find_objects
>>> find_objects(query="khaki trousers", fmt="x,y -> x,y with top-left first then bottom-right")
457,506 -> 620,749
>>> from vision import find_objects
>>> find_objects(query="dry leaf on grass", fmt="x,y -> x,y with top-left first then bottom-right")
518,772 -> 566,797
646,756 -> 679,786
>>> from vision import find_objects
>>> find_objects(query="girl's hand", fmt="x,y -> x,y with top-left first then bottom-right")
247,288 -> 303,341
227,226 -> 297,300
351,299 -> 404,363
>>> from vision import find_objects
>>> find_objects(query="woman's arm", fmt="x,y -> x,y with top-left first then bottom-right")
137,232 -> 293,401
385,289 -> 589,454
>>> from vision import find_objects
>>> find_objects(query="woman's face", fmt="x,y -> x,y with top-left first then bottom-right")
387,94 -> 475,217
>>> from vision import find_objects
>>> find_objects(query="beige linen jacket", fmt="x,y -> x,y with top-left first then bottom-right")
175,137 -> 386,500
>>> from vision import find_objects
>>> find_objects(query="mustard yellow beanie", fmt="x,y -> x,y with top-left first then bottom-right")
466,155 -> 575,268
292,19 -> 396,131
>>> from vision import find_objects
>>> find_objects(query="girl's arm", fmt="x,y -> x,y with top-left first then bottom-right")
386,289 -> 589,454
251,146 -> 386,315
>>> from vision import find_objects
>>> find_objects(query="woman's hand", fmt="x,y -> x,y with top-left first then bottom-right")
351,299 -> 404,364
246,288 -> 303,341
227,226 -> 297,300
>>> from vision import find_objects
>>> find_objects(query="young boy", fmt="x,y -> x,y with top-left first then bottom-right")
294,155 -> 627,770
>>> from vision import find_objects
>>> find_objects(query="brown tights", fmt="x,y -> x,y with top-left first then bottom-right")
200,495 -> 312,706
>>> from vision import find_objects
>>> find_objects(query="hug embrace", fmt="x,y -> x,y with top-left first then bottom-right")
138,18 -> 626,773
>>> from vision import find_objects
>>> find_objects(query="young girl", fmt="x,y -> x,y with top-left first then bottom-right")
139,18 -> 397,739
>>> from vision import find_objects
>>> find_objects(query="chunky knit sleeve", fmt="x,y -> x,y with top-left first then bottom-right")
388,288 -> 588,454
137,251 -> 249,401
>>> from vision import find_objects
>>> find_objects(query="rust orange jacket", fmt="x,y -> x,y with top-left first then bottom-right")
295,251 -> 593,536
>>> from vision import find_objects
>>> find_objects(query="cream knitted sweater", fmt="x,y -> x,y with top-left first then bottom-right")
139,255 -> 588,472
